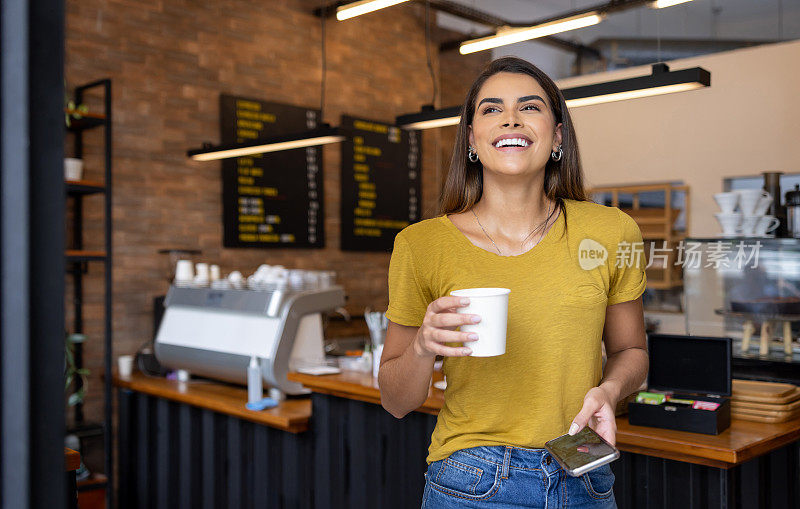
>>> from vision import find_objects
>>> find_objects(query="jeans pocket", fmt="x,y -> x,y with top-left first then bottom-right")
428,452 -> 500,500
581,463 -> 615,499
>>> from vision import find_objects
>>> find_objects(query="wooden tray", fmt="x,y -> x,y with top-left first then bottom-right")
731,398 -> 800,412
732,379 -> 800,403
732,405 -> 800,423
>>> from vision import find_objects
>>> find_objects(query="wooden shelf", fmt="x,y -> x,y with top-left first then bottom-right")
64,108 -> 106,120
66,117 -> 106,132
66,250 -> 107,262
67,421 -> 104,439
590,183 -> 690,291
65,448 -> 80,472
64,109 -> 106,132
77,472 -> 107,491
66,179 -> 105,195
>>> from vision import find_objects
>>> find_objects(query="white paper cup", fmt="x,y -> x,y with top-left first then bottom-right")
195,263 -> 209,279
118,355 -> 134,378
450,288 -> 510,357
174,259 -> 194,284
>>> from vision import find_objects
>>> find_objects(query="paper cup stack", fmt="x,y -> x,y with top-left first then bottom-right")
714,189 -> 779,237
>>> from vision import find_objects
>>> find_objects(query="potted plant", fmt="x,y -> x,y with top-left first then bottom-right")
65,333 -> 89,407
64,81 -> 88,128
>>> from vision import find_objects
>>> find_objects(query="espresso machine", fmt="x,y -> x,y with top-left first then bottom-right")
154,284 -> 345,395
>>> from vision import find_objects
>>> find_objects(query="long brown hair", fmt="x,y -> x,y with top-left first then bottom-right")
438,56 -> 588,226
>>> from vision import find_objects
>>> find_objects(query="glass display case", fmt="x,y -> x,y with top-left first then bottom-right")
683,237 -> 800,384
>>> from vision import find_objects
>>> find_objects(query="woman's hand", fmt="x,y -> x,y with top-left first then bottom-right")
412,296 -> 480,358
568,386 -> 618,446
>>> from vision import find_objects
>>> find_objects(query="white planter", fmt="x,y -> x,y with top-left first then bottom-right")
64,158 -> 84,181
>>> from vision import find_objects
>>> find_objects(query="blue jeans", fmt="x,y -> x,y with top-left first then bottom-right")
421,446 -> 617,508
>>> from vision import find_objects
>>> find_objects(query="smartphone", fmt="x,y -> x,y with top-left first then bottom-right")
544,426 -> 620,477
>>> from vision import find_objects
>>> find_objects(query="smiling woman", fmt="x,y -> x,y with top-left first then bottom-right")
378,56 -> 649,508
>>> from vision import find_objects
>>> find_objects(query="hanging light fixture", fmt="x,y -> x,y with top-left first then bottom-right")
396,105 -> 461,129
562,63 -> 710,108
650,0 -> 694,8
397,64 -> 710,129
459,11 -> 604,55
336,0 -> 411,21
187,126 -> 345,161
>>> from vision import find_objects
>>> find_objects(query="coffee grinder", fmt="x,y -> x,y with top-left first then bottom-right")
763,172 -> 787,237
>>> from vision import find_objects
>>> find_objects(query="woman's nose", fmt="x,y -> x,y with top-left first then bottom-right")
501,110 -> 523,128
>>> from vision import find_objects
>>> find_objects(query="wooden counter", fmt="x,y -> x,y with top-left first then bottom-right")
115,368 -> 799,508
288,370 -> 800,469
114,372 -> 311,433
288,369 -> 444,415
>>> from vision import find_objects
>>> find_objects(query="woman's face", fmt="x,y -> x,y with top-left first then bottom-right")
468,72 -> 562,178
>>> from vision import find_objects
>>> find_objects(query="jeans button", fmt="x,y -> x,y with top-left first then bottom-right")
545,456 -> 551,465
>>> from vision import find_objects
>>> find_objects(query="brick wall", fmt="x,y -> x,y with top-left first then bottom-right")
64,0 -> 488,455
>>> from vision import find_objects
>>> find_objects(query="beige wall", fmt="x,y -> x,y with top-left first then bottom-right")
556,40 -> 800,237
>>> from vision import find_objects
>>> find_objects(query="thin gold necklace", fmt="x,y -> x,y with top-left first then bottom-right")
470,200 -> 554,256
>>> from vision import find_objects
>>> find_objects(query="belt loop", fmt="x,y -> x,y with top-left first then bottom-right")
501,447 -> 511,479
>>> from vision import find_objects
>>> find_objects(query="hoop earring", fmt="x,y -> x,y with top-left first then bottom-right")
551,145 -> 563,162
468,146 -> 479,163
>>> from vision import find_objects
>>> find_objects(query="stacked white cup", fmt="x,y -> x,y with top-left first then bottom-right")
194,263 -> 210,287
174,260 -> 194,287
714,190 -> 779,237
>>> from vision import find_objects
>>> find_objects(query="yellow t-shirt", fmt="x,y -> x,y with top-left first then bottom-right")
385,198 -> 647,464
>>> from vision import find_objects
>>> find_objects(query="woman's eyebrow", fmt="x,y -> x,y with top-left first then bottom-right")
477,97 -> 503,106
519,94 -> 545,104
477,95 -> 546,107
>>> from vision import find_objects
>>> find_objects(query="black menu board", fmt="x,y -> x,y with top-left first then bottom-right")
340,115 -> 421,252
220,94 -> 324,248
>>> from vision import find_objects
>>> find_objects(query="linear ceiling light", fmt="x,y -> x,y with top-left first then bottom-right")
562,63 -> 710,108
336,0 -> 411,21
396,105 -> 461,129
650,0 -> 694,8
397,64 -> 709,128
188,126 -> 344,161
459,11 -> 604,55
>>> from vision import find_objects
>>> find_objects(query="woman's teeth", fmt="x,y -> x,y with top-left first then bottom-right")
494,138 -> 530,148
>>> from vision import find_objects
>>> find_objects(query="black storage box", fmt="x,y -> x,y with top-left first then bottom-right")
628,334 -> 732,435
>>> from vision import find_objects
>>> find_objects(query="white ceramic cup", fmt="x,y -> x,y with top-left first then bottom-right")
754,215 -> 780,236
740,215 -> 761,236
450,288 -> 510,357
713,192 -> 739,214
118,355 -> 134,378
195,263 -> 209,279
64,158 -> 84,181
210,264 -> 221,281
715,212 -> 742,237
174,259 -> 194,284
754,193 -> 774,216
736,189 -> 770,215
